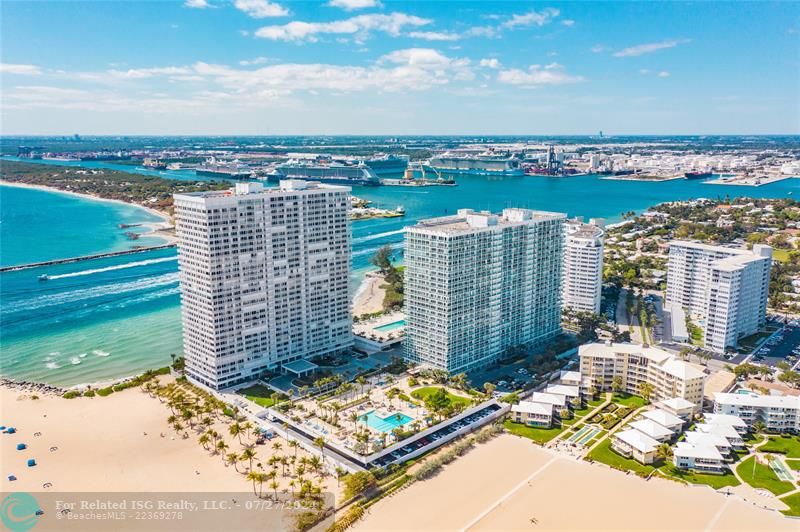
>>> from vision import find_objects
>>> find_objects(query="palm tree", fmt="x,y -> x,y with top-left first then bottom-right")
216,440 -> 228,456
638,382 -> 655,404
229,422 -> 242,445
226,452 -> 240,472
656,443 -> 673,463
752,420 -> 766,434
272,441 -> 283,453
288,439 -> 300,457
240,447 -> 257,472
198,433 -> 210,450
269,480 -> 280,500
483,382 -> 496,397
334,467 -> 346,487
247,470 -> 266,498
313,436 -> 326,463
611,376 -> 623,395
349,412 -> 360,431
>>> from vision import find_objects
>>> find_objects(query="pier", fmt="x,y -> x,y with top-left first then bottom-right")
0,244 -> 177,273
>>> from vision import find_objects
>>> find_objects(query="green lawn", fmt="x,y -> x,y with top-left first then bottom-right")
660,466 -> 741,490
780,492 -> 800,517
760,435 -> 800,458
737,330 -> 774,351
585,437 -> 658,476
786,459 -> 800,471
773,248 -> 791,263
504,419 -> 566,445
239,384 -> 277,408
411,387 -> 472,408
612,393 -> 647,409
736,456 -> 795,496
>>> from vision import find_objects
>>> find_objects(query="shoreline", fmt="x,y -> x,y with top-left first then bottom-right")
599,175 -> 684,182
0,179 -> 173,229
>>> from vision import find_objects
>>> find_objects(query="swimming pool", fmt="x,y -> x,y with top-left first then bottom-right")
374,319 -> 406,333
360,411 -> 413,432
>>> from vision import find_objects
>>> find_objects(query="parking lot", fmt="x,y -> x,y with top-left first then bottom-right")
749,322 -> 800,368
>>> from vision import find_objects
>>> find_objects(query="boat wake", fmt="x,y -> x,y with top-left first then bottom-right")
46,256 -> 178,280
352,229 -> 405,244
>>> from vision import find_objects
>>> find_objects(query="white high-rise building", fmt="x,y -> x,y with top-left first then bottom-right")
404,208 -> 566,374
562,218 -> 605,314
174,180 -> 352,390
665,241 -> 772,352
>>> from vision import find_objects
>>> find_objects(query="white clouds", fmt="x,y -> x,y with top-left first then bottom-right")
590,45 -> 607,53
408,31 -> 460,41
255,12 -> 430,42
239,56 -> 272,66
657,71 -> 670,77
327,0 -> 381,11
0,63 -> 42,75
184,0 -> 211,8
497,63 -> 583,87
561,19 -> 575,27
479,58 -> 501,69
108,66 -> 193,79
501,8 -> 560,30
613,39 -> 689,57
234,0 -> 289,19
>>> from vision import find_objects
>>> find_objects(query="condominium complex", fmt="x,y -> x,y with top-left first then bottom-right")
174,180 -> 352,390
579,342 -> 706,409
562,217 -> 604,314
404,208 -> 566,374
665,241 -> 772,352
713,391 -> 800,433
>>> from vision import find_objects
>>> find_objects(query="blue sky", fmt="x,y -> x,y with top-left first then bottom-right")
1,0 -> 798,135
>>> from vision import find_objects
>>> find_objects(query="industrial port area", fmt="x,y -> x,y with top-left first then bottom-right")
8,135 -> 799,186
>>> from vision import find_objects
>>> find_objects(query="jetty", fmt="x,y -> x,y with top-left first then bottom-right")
0,243 -> 177,273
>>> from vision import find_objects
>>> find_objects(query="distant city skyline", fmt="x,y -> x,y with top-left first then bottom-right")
1,1 -> 798,135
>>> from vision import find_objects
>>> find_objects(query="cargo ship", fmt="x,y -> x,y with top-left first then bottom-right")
270,160 -> 381,186
427,152 -> 524,177
684,171 -> 713,179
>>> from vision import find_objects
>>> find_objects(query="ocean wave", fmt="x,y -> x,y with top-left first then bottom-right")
352,228 -> 405,244
46,362 -> 62,370
70,356 -> 82,365
93,350 -> 110,357
352,243 -> 405,257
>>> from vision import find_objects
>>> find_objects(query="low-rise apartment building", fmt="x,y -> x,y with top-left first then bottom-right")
713,391 -> 800,433
579,342 -> 706,410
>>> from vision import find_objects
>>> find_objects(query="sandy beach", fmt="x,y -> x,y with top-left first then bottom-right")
354,433 -> 796,532
0,382 -> 340,500
353,272 -> 387,316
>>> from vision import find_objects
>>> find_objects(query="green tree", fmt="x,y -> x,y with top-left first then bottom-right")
343,471 -> 376,500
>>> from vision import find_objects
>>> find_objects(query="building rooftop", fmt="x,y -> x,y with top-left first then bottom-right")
175,179 -> 350,201
704,413 -> 748,429
409,208 -> 565,236
529,392 -> 567,407
544,384 -> 580,397
660,397 -> 696,411
695,423 -> 741,440
629,419 -> 674,439
641,408 -> 684,428
614,428 -> 660,453
559,370 -> 581,384
685,431 -> 732,449
579,343 -> 705,381
714,392 -> 800,409
511,401 -> 553,416
675,442 -> 725,461
703,371 -> 738,402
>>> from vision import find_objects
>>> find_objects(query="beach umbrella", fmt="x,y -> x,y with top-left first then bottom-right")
16,443 -> 27,450
27,459 -> 36,467
7,475 -> 16,481
6,427 -> 16,434
0,426 -> 5,431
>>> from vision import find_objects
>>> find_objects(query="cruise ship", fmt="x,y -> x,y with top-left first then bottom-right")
360,154 -> 409,178
270,160 -> 381,186
195,157 -> 253,179
428,152 -> 524,177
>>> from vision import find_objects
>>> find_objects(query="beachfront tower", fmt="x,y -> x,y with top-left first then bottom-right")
665,242 -> 772,353
404,208 -> 566,374
562,218 -> 605,314
174,181 -> 352,390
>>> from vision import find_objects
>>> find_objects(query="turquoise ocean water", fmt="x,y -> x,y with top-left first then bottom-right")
1,171 -> 798,386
